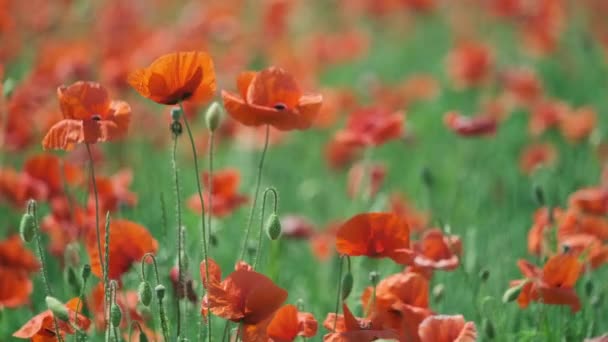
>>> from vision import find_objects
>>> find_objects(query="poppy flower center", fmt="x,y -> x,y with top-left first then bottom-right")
91,114 -> 102,121
273,103 -> 287,111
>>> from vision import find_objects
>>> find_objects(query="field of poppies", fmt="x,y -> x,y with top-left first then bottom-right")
1,0 -> 608,341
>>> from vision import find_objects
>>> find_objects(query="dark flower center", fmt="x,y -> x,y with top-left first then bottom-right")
273,103 -> 287,111
91,114 -> 102,121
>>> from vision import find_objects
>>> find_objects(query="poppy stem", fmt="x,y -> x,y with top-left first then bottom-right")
160,192 -> 169,241
128,321 -> 145,342
252,187 -> 278,270
170,127 -> 184,338
178,103 -> 212,341
142,253 -> 170,342
74,264 -> 90,341
27,200 -> 64,342
238,124 -> 271,263
333,255 -> 345,331
85,143 -> 106,313
103,212 -> 112,342
141,253 -> 162,284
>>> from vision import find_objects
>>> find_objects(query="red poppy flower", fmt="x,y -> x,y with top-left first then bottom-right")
527,206 -> 561,256
86,219 -> 158,280
222,67 -> 323,130
557,208 -> 608,242
361,271 -> 432,342
310,223 -> 339,262
170,266 -> 198,303
519,143 -> 557,174
280,215 -> 316,240
267,304 -> 318,341
569,187 -> 608,215
325,138 -> 361,171
559,107 -> 597,142
418,315 -> 477,342
13,297 -> 91,341
528,99 -> 568,136
88,283 -> 147,330
323,304 -> 399,342
41,197 -> 91,258
444,111 -> 497,137
389,193 -> 429,234
0,235 -> 40,308
446,41 -> 494,89
335,212 -> 413,265
24,154 -> 83,199
0,167 -> 49,207
128,51 -> 216,105
559,234 -> 608,270
200,258 -> 287,324
42,81 -> 131,150
187,168 -> 248,217
347,162 -> 386,200
411,229 -> 462,277
500,67 -> 543,108
334,107 -> 404,147
89,169 -> 137,214
510,254 -> 582,312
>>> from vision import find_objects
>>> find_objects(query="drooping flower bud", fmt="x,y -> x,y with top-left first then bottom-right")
138,281 -> 153,306
19,213 -> 36,243
65,267 -> 81,295
205,102 -> 223,132
170,107 -> 182,121
82,264 -> 91,281
433,284 -> 445,303
110,304 -> 122,327
265,213 -> 282,240
533,184 -> 545,206
45,296 -> 69,322
502,283 -> 524,303
341,272 -> 354,300
479,269 -> 490,282
369,271 -> 379,286
155,284 -> 166,300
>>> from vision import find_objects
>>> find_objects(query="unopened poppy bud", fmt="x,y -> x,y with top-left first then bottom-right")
65,267 -> 81,294
482,318 -> 495,339
502,284 -> 523,303
265,213 -> 282,240
210,233 -> 218,247
533,184 -> 545,206
585,278 -> 594,296
82,264 -> 91,281
64,243 -> 80,268
479,269 -> 490,282
138,281 -> 153,306
110,304 -> 122,327
139,331 -> 150,342
432,284 -> 445,303
171,121 -> 183,137
45,296 -> 69,322
205,102 -> 223,131
369,271 -> 379,286
170,107 -> 182,121
247,243 -> 257,258
341,272 -> 354,300
155,284 -> 166,300
296,298 -> 305,311
19,213 -> 36,243
421,166 -> 433,188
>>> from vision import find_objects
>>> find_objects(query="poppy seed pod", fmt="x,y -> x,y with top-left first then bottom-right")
341,272 -> 354,300
82,264 -> 91,281
110,304 -> 122,327
45,296 -> 69,322
502,283 -> 524,303
369,271 -> 379,286
205,102 -> 223,131
266,213 -> 282,240
171,121 -> 183,137
65,267 -> 81,294
138,281 -> 153,306
155,284 -> 166,300
585,279 -> 594,296
479,269 -> 490,282
19,213 -> 36,243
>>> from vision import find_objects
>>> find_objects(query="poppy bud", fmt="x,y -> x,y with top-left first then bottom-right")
139,331 -> 150,342
482,318 -> 495,339
296,298 -> 305,311
502,284 -> 524,303
265,213 -> 282,240
110,304 -> 122,327
138,281 -> 153,306
205,102 -> 223,131
45,296 -> 69,322
82,264 -> 91,281
170,107 -> 182,121
432,284 -> 445,303
341,272 -> 354,300
65,267 -> 81,295
64,243 -> 80,268
247,243 -> 257,258
369,271 -> 379,286
171,121 -> 183,137
19,213 -> 36,243
210,233 -> 218,247
533,184 -> 545,206
155,284 -> 166,300
421,166 -> 434,188
479,269 -> 490,282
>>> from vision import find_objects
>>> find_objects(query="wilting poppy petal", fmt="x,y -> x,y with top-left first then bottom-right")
418,315 -> 477,342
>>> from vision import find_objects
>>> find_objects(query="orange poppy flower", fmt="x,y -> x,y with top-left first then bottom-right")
528,99 -> 568,136
0,167 -> 49,207
128,51 -> 216,105
418,315 -> 477,342
444,111 -> 497,137
187,168 -> 248,217
13,297 -> 91,341
510,254 -> 582,312
557,208 -> 608,242
559,234 -> 608,270
335,212 -> 413,265
361,271 -> 432,342
347,162 -> 386,200
170,266 -> 198,303
200,258 -> 287,325
41,197 -> 91,258
323,304 -> 399,342
559,106 -> 597,142
519,143 -> 557,174
0,235 -> 40,308
527,206 -> 562,256
86,219 -> 158,279
569,187 -> 608,215
446,41 -> 494,89
325,138 -> 361,171
335,107 -> 404,147
500,67 -> 543,108
222,67 -> 323,130
88,283 -> 147,330
89,169 -> 137,214
389,193 -> 429,235
310,222 -> 339,262
267,304 -> 318,341
42,81 -> 131,150
23,154 -> 83,199
411,229 -> 462,276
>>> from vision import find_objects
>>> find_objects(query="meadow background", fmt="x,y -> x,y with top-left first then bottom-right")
1,0 -> 607,341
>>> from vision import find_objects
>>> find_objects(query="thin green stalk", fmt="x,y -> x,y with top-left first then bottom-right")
171,130 -> 184,337
332,256 -> 344,331
179,103 -> 212,341
103,213 -> 111,342
28,201 -> 63,342
142,253 -> 170,341
252,187 -> 278,270
238,125 -> 271,262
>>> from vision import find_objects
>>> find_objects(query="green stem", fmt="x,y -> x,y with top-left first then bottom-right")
179,104 -> 211,341
103,213 -> 111,342
171,130 -> 184,338
252,187 -> 278,270
332,256 -> 344,331
238,125 -> 271,262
